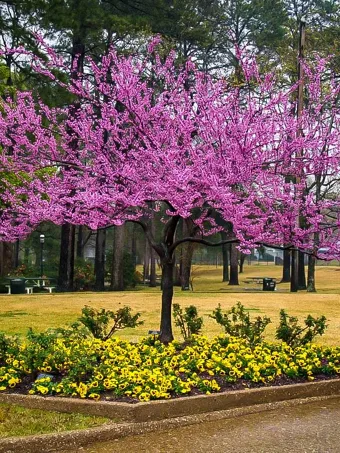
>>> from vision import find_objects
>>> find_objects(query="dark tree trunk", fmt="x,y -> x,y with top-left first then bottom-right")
131,224 -> 137,270
149,246 -> 157,287
0,242 -> 14,277
180,243 -> 194,290
13,240 -> 19,268
94,229 -> 106,291
228,242 -> 239,286
290,250 -> 299,292
76,226 -> 84,259
58,223 -> 75,291
111,225 -> 125,290
143,239 -> 150,283
160,257 -> 174,343
179,219 -> 195,290
24,244 -> 30,266
149,212 -> 157,287
281,249 -> 291,282
307,254 -> 317,292
298,251 -> 307,290
239,253 -> 246,273
221,233 -> 229,282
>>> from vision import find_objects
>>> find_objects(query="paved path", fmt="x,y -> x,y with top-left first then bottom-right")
72,397 -> 340,453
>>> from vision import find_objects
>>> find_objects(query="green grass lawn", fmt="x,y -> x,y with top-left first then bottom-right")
0,264 -> 339,344
0,403 -> 111,438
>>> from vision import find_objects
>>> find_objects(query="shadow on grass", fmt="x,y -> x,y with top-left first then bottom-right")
0,311 -> 32,318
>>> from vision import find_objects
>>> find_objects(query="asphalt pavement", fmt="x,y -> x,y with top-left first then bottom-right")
70,397 -> 340,453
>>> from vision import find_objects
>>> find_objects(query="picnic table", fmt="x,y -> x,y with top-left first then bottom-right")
245,277 -> 277,291
5,277 -> 57,294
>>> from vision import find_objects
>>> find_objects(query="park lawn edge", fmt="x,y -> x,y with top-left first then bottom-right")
1,381 -> 340,453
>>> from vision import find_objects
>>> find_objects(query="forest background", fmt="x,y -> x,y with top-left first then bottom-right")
0,0 -> 339,297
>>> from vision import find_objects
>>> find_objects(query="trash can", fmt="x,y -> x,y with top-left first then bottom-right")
263,278 -> 276,291
10,278 -> 26,294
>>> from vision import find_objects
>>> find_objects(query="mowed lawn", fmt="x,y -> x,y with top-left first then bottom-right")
0,264 -> 339,345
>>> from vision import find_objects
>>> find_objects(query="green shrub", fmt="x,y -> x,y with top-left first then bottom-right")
11,264 -> 35,277
0,332 -> 20,365
77,305 -> 144,340
74,259 -> 95,291
173,303 -> 203,340
210,302 -> 271,345
276,309 -> 327,347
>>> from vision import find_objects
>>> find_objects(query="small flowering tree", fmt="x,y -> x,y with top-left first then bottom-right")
0,40 -> 339,342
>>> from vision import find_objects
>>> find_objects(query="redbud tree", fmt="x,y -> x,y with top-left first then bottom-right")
0,40 -> 339,342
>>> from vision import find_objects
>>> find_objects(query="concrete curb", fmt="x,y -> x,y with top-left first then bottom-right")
1,379 -> 340,452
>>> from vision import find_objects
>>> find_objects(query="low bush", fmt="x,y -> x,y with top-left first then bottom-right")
77,305 -> 144,340
74,259 -> 95,291
276,310 -> 327,347
173,303 -> 203,340
210,302 -> 271,345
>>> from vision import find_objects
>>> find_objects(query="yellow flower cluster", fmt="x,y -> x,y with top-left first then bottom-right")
2,334 -> 340,402
0,367 -> 21,391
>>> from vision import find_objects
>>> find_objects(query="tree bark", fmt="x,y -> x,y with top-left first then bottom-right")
143,239 -> 150,283
228,242 -> 239,285
179,219 -> 195,290
94,228 -> 106,291
239,253 -> 246,273
307,232 -> 319,293
281,249 -> 291,282
58,223 -> 75,291
0,242 -> 14,277
160,257 -> 174,343
290,250 -> 299,292
298,250 -> 307,290
180,243 -> 194,290
131,224 -> 137,270
76,226 -> 84,259
307,254 -> 317,292
111,225 -> 125,290
221,232 -> 229,282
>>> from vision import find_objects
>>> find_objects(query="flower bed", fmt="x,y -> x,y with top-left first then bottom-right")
1,331 -> 340,403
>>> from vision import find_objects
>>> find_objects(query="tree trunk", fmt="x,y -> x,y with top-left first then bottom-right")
24,244 -> 30,266
76,226 -> 84,259
160,257 -> 174,343
143,239 -> 150,283
221,232 -> 229,282
0,242 -> 14,277
239,253 -> 246,273
149,213 -> 157,287
111,225 -> 125,290
13,240 -> 19,268
94,229 -> 106,291
307,254 -> 317,292
149,246 -> 157,287
298,250 -> 307,290
131,224 -> 137,270
58,223 -> 75,291
281,249 -> 291,282
180,243 -> 194,290
290,250 -> 298,292
228,242 -> 239,285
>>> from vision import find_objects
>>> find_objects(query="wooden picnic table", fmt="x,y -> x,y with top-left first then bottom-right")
245,277 -> 277,291
5,277 -> 57,294
246,276 -> 277,283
